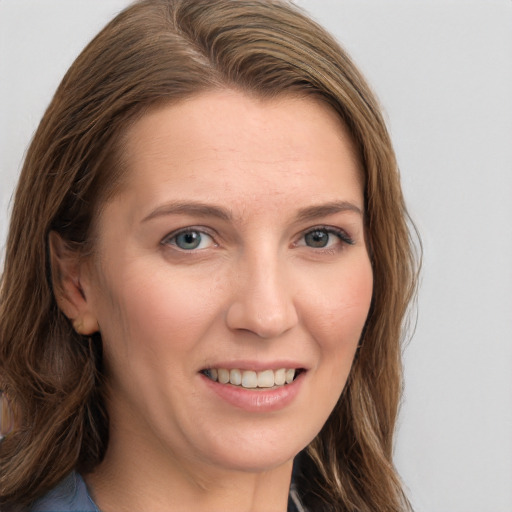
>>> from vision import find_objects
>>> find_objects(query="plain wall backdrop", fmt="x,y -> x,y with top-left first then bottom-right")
1,1 -> 511,511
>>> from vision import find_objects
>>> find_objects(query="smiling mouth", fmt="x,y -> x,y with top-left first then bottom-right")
200,368 -> 305,389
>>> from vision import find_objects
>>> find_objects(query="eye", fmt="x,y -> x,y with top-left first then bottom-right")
300,227 -> 354,249
163,229 -> 215,251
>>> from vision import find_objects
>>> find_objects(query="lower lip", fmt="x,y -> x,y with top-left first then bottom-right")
200,372 -> 305,413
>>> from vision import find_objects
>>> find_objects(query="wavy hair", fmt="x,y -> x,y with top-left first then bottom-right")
0,1 -> 419,510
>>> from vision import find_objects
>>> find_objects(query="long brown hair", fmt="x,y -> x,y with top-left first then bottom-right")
0,1 -> 418,510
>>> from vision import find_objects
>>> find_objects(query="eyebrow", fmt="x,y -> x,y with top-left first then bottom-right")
294,201 -> 363,222
141,199 -> 362,224
142,201 -> 232,223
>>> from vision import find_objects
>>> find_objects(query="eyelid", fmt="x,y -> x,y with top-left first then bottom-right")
160,224 -> 355,251
161,226 -> 217,249
295,225 -> 355,247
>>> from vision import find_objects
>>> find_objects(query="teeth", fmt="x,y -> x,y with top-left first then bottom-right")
257,369 -> 275,388
203,367 -> 300,388
241,371 -> 258,388
274,368 -> 286,386
218,368 -> 230,384
229,368 -> 242,386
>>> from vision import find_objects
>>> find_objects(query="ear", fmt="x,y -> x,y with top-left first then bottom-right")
48,231 -> 99,335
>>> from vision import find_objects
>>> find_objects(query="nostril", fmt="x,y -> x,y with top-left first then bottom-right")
225,301 -> 298,339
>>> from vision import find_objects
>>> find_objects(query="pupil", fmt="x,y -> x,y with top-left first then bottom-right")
306,230 -> 328,248
177,231 -> 201,249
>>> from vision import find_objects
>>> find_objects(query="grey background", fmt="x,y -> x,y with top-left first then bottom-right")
1,1 -> 511,510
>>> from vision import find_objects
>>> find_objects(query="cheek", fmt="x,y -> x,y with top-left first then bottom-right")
307,257 -> 373,364
93,262 -> 219,365
90,267 -> 211,422
295,257 -> 373,436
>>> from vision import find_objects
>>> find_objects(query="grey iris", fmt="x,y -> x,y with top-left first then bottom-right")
176,231 -> 202,250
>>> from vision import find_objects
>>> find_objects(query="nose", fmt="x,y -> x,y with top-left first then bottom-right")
225,252 -> 299,339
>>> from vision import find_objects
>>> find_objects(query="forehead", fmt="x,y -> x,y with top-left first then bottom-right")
111,89 -> 363,220
126,89 -> 358,158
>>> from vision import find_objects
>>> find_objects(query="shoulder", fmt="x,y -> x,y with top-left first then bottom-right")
29,472 -> 98,512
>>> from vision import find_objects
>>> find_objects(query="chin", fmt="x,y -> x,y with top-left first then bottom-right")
194,422 -> 315,473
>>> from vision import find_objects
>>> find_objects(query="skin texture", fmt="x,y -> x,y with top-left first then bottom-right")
53,90 -> 373,511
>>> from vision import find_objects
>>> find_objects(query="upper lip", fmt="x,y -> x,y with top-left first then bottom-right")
199,360 -> 309,372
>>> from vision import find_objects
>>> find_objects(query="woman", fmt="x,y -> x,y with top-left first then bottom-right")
0,0 -> 418,510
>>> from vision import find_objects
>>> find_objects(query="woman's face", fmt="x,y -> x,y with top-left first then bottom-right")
80,90 -> 373,474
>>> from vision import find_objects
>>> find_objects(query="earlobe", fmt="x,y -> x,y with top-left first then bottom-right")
72,314 -> 99,336
48,231 -> 99,335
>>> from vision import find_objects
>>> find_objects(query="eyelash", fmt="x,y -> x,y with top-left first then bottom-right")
161,227 -> 216,251
297,226 -> 355,251
161,225 -> 355,252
